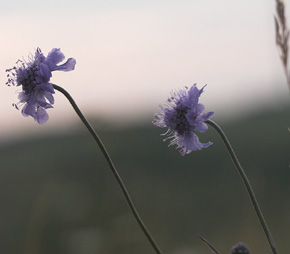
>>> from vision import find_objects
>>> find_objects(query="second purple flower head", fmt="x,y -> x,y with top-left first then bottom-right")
6,48 -> 76,124
153,84 -> 214,155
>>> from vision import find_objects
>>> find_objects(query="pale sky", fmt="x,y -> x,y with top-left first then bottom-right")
1,0 -> 289,142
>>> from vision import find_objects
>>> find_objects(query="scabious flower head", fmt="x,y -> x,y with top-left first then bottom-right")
153,84 -> 214,155
230,242 -> 250,254
6,48 -> 76,124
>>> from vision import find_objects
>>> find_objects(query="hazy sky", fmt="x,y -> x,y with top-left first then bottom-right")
1,0 -> 289,141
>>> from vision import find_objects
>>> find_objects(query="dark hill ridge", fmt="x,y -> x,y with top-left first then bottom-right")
0,108 -> 289,254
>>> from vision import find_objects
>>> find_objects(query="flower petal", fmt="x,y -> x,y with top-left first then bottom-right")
197,111 -> 214,122
181,133 -> 212,154
37,99 -> 53,109
35,107 -> 49,124
195,103 -> 205,114
44,91 -> 55,104
22,103 -> 35,117
53,58 -> 76,72
39,63 -> 52,83
41,82 -> 55,94
196,121 -> 208,133
177,132 -> 212,155
45,48 -> 65,68
181,84 -> 204,108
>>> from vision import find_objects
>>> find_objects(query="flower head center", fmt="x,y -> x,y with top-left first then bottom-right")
17,64 -> 40,94
174,104 -> 191,135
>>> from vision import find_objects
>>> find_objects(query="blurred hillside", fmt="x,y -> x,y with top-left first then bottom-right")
0,108 -> 290,254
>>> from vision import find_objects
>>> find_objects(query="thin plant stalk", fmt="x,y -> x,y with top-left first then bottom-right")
53,84 -> 163,254
206,119 -> 279,254
198,235 -> 220,254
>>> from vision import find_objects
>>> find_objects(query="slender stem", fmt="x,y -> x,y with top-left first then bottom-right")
206,119 -> 279,254
198,235 -> 220,254
53,84 -> 163,254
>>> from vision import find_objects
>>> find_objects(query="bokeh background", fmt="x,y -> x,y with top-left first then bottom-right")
1,0 -> 290,253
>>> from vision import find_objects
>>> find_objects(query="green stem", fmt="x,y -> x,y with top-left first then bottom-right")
53,84 -> 163,254
206,119 -> 279,254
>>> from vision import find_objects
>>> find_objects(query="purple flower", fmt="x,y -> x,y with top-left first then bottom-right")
6,48 -> 76,124
153,84 -> 214,155
230,242 -> 250,254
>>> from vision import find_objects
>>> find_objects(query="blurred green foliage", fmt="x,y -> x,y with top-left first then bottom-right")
0,108 -> 290,254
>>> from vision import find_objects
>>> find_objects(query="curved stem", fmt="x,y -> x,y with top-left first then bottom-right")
206,119 -> 279,254
53,84 -> 163,254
